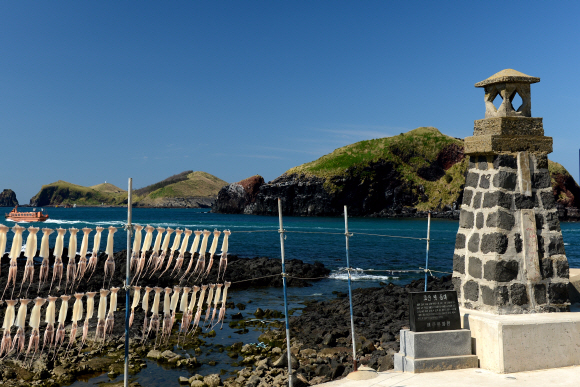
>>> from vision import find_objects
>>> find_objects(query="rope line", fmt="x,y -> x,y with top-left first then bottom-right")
351,232 -> 426,240
231,229 -> 427,240
229,274 -> 281,284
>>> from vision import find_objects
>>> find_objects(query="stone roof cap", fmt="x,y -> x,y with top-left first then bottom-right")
475,69 -> 540,87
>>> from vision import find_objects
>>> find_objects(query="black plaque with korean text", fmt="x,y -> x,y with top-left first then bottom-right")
408,291 -> 461,332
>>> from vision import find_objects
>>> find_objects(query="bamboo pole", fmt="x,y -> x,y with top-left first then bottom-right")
278,198 -> 293,387
344,206 -> 357,372
424,211 -> 431,292
124,178 -> 132,387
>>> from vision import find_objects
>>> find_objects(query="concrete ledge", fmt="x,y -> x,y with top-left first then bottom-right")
394,353 -> 478,373
461,307 -> 580,373
464,134 -> 552,155
401,329 -> 472,358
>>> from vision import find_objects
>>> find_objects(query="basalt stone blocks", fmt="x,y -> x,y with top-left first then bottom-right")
453,153 -> 569,314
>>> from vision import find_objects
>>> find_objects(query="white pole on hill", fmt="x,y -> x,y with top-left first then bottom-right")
124,178 -> 132,387
278,198 -> 293,387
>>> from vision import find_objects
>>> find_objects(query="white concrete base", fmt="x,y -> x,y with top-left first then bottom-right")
461,307 -> 580,373
345,366 -> 378,380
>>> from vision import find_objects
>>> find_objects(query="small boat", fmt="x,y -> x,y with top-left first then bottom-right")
4,206 -> 49,222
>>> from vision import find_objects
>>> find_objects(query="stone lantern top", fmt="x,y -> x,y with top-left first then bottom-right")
475,69 -> 540,88
464,69 -> 552,156
476,69 -> 539,119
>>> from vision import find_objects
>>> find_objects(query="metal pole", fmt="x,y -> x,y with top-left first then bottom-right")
344,206 -> 357,372
278,198 -> 293,387
124,178 -> 132,387
424,211 -> 431,292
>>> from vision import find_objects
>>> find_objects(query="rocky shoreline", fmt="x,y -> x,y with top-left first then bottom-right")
0,249 -> 329,387
0,244 -> 453,387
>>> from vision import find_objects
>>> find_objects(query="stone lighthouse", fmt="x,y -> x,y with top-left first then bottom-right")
452,69 -> 570,314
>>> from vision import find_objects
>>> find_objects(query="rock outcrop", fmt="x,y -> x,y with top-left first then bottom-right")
0,189 -> 18,207
214,128 -> 580,220
214,175 -> 265,214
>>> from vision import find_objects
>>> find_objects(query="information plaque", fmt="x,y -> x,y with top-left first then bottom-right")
408,290 -> 461,332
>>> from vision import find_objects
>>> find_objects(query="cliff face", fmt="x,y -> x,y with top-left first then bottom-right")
30,181 -> 126,206
0,189 -> 18,207
214,175 -> 265,214
214,128 -> 580,219
133,171 -> 227,208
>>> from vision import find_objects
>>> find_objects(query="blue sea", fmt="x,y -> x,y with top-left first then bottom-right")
2,206 -> 579,385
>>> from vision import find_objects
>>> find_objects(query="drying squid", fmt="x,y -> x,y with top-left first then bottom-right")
11,299 -> 30,358
25,297 -> 46,363
189,284 -> 207,334
48,228 -> 67,294
171,228 -> 191,277
1,299 -> 17,357
20,227 -> 39,297
87,226 -> 104,281
103,226 -> 117,288
218,230 -> 230,281
216,282 -> 231,329
180,230 -> 202,281
129,286 -> 141,327
146,287 -> 163,347
152,227 -> 174,276
105,287 -> 119,338
133,225 -> 154,284
94,289 -> 109,345
178,286 -> 197,344
66,293 -> 84,356
203,230 -> 221,278
203,284 -> 215,328
53,295 -> 71,357
38,228 -> 54,291
0,224 -> 9,276
130,224 -> 143,273
145,227 -> 165,276
65,228 -> 79,292
76,228 -> 92,283
179,287 -> 190,316
159,228 -> 182,277
41,296 -> 58,353
209,283 -> 223,328
3,225 -> 25,300
169,286 -> 181,334
80,292 -> 96,349
158,287 -> 173,345
188,230 -> 211,282
141,286 -> 152,341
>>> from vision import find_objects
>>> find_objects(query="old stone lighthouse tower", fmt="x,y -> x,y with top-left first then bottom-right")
452,69 -> 570,314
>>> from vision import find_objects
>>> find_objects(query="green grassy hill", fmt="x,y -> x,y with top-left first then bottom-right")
29,171 -> 228,207
134,171 -> 228,206
286,127 -> 467,210
29,180 -> 127,206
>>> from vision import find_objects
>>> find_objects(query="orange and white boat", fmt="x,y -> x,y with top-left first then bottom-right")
4,206 -> 49,222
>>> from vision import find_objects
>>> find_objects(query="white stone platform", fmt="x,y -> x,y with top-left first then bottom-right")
461,306 -> 580,373
315,366 -> 580,386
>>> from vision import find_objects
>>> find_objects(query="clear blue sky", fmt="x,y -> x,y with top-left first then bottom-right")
2,1 -> 579,203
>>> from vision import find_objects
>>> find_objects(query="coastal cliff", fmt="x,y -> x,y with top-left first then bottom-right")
0,189 -> 18,207
214,127 -> 580,220
29,171 -> 227,208
133,171 -> 226,208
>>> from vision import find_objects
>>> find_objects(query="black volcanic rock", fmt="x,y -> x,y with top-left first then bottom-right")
215,160 -> 424,217
0,189 -> 18,207
215,175 -> 265,214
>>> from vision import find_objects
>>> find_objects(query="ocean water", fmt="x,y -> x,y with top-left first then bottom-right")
2,207 -> 580,385
3,206 -> 579,281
